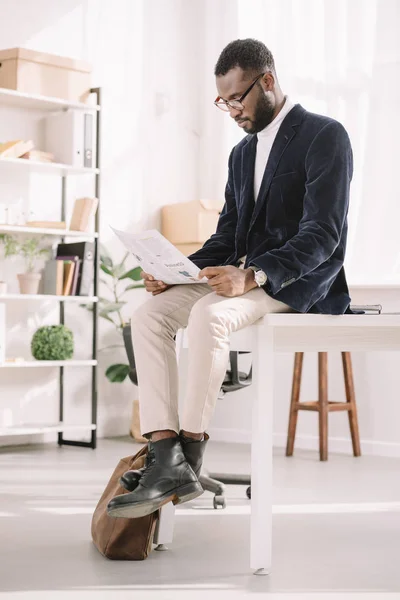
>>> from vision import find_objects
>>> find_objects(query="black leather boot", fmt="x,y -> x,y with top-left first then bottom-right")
107,436 -> 203,519
120,433 -> 209,494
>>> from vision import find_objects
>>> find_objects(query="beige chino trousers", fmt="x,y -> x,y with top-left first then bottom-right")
130,283 -> 291,437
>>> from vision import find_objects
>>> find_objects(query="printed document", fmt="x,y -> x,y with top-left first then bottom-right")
111,228 -> 207,285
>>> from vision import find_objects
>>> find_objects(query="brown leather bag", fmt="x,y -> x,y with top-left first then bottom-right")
91,445 -> 159,560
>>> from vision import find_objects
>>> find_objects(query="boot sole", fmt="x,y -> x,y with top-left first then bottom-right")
107,481 -> 204,519
120,474 -> 203,500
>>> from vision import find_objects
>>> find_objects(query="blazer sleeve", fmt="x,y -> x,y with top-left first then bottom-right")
188,148 -> 237,269
251,121 -> 353,295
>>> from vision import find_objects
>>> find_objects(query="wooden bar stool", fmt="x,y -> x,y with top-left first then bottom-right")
286,352 -> 361,461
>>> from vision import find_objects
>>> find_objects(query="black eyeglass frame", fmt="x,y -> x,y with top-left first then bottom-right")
214,72 -> 267,112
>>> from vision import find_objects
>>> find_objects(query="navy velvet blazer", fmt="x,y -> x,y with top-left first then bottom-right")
189,104 -> 353,314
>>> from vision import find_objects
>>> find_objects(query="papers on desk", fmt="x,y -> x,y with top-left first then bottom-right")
111,228 -> 207,285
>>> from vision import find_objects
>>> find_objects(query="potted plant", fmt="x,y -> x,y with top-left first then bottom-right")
0,234 -> 50,294
83,244 -> 144,381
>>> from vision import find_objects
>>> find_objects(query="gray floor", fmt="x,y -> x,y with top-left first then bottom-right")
1,438 -> 400,600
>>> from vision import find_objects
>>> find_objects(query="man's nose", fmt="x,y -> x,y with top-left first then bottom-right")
229,106 -> 242,118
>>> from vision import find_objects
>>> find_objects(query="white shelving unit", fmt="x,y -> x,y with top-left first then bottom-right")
0,86 -> 101,448
0,87 -> 100,112
0,293 -> 98,303
0,224 -> 98,238
0,423 -> 97,437
0,156 -> 99,176
0,360 -> 97,368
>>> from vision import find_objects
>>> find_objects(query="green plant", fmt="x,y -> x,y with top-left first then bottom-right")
20,238 -> 50,272
31,325 -> 74,361
84,245 -> 144,383
0,234 -> 50,272
0,233 -> 18,257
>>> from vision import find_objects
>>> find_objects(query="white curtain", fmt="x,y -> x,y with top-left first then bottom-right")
198,0 -> 400,283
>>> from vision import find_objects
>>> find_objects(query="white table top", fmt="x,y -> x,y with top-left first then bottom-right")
262,313 -> 400,328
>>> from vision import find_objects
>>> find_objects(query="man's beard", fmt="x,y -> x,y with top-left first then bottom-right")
240,89 -> 276,134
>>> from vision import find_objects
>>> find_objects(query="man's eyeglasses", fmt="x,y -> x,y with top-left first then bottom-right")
214,72 -> 266,112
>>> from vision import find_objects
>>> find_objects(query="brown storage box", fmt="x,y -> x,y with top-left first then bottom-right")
0,48 -> 91,102
175,243 -> 203,256
161,199 -> 222,245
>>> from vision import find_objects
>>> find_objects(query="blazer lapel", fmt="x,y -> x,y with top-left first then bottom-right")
238,134 -> 257,217
234,135 -> 257,257
248,104 -> 303,230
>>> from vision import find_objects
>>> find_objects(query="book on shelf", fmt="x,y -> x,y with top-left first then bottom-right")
69,197 -> 99,232
56,255 -> 80,296
56,242 -> 94,296
70,259 -> 82,295
21,150 -> 54,163
43,259 -> 64,295
0,139 -> 34,159
43,255 -> 82,296
62,261 -> 75,296
25,221 -> 66,229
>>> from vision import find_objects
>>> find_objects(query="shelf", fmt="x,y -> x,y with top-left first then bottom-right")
0,224 -> 98,238
0,157 -> 99,176
0,87 -> 100,112
0,294 -> 98,303
0,360 -> 97,368
0,422 -> 97,437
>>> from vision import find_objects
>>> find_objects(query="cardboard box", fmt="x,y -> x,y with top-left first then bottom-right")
174,243 -> 204,256
0,48 -> 91,102
161,199 -> 222,245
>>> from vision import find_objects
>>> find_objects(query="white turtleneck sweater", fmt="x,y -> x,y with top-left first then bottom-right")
239,96 -> 295,268
253,96 -> 295,201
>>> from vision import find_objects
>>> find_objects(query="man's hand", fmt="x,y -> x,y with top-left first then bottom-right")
199,266 -> 257,297
141,271 -> 171,296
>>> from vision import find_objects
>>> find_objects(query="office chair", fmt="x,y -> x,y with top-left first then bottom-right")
122,324 -> 252,509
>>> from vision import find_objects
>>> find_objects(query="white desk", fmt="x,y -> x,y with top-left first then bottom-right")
155,313 -> 400,575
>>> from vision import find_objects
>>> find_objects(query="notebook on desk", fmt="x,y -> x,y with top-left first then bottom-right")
350,304 -> 382,314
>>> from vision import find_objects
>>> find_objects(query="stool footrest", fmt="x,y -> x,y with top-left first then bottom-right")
295,401 -> 352,412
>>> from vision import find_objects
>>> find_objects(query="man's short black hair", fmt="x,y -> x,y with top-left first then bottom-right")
214,38 -> 275,78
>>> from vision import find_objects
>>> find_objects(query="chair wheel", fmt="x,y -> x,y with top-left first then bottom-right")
246,486 -> 251,499
213,495 -> 226,509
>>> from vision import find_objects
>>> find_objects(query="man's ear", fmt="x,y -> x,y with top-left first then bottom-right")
262,71 -> 275,91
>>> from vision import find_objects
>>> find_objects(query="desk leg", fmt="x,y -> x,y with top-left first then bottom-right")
154,329 -> 185,550
154,502 -> 176,550
251,323 -> 274,575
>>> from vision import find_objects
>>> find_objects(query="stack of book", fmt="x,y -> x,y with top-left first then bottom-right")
0,140 -> 54,162
42,241 -> 94,297
21,150 -> 54,163
0,140 -> 34,158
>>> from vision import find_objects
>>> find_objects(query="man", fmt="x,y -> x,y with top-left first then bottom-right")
107,38 -> 353,519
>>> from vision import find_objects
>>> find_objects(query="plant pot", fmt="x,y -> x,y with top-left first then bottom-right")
17,273 -> 41,295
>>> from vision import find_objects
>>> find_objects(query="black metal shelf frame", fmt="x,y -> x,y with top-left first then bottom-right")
58,87 -> 101,450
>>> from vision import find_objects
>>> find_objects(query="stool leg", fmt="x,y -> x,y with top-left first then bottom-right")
318,352 -> 329,461
341,352 -> 361,457
286,352 -> 304,456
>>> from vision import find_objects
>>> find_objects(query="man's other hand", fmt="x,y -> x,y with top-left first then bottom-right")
199,266 -> 257,297
141,271 -> 171,296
